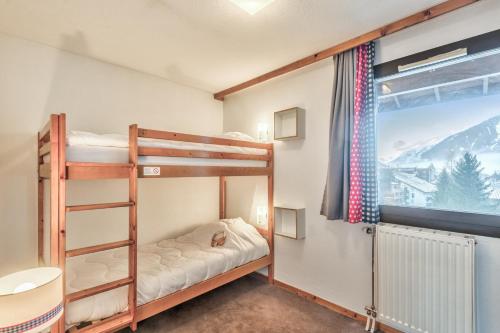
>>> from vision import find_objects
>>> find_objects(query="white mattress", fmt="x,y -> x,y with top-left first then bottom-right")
66,145 -> 267,167
65,218 -> 269,326
63,131 -> 268,167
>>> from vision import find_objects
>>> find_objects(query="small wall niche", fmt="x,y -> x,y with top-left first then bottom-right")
274,107 -> 305,140
274,207 -> 305,239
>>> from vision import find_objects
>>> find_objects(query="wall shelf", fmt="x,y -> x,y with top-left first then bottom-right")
274,207 -> 305,239
274,107 -> 305,140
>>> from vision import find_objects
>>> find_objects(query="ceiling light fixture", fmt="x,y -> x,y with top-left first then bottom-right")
230,0 -> 275,15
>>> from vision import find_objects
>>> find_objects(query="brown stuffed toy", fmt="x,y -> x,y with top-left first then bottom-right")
211,231 -> 226,247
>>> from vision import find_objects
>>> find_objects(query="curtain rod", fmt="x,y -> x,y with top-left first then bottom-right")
213,0 -> 480,101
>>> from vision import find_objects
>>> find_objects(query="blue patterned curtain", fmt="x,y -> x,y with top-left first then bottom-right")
360,43 -> 379,224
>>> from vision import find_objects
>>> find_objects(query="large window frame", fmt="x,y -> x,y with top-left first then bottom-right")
375,29 -> 500,238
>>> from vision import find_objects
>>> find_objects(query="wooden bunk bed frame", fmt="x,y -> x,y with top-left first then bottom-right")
37,114 -> 274,333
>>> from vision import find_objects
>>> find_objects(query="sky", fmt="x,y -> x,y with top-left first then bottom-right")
377,94 -> 500,162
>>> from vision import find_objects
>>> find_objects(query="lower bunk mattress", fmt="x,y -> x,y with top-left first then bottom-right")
65,218 -> 269,326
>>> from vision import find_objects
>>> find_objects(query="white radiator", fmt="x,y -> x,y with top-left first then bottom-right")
376,224 -> 476,333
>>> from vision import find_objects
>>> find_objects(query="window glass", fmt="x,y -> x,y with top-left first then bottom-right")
377,49 -> 500,216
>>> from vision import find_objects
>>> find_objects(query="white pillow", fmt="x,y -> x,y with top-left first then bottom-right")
221,217 -> 262,239
178,222 -> 229,248
67,130 -> 129,148
219,132 -> 257,142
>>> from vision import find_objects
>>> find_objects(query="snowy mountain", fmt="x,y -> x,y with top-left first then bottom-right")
390,115 -> 500,172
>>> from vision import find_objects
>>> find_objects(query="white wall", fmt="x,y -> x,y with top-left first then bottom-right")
223,1 -> 500,331
0,32 -> 223,276
375,0 -> 500,65
224,59 -> 373,315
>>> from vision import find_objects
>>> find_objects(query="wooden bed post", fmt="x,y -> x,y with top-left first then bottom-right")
57,113 -> 67,333
37,114 -> 62,333
37,132 -> 45,264
129,124 -> 139,331
267,147 -> 274,284
48,114 -> 60,270
36,114 -> 62,333
219,176 -> 226,219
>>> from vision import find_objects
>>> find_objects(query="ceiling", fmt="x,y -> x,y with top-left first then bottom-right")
0,0 -> 445,93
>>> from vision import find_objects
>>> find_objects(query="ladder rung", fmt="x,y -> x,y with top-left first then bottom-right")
39,141 -> 51,156
67,277 -> 134,303
66,201 -> 134,212
66,240 -> 134,257
77,311 -> 133,333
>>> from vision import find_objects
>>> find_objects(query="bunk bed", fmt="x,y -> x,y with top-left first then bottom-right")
37,114 -> 274,333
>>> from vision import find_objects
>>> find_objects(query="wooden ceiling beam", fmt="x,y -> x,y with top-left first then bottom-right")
213,0 -> 480,101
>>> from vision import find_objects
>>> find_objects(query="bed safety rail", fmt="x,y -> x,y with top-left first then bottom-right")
76,311 -> 133,333
137,127 -> 273,178
137,128 -> 273,149
138,165 -> 272,177
66,162 -> 132,180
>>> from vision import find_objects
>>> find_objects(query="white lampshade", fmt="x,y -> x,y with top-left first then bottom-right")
0,267 -> 63,333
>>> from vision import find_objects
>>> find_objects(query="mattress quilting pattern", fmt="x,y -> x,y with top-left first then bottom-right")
65,218 -> 269,325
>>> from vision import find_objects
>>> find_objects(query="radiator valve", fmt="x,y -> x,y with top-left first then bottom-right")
364,306 -> 377,332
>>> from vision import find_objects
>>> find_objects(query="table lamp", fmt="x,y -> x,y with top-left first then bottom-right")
0,267 -> 63,333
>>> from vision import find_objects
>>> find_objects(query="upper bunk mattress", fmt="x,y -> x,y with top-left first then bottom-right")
65,218 -> 269,326
65,131 -> 268,167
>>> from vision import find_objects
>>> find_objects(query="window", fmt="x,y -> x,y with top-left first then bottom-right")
375,30 -> 500,237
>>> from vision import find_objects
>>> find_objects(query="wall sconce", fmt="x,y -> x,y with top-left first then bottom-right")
257,123 -> 270,143
257,206 -> 268,226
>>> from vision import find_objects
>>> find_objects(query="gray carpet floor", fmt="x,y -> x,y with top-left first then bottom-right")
124,275 -> 366,333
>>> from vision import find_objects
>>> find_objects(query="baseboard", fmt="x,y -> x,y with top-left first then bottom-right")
271,278 -> 366,324
251,273 -> 402,333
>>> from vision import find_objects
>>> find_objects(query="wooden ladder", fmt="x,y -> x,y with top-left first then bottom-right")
57,120 -> 139,333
